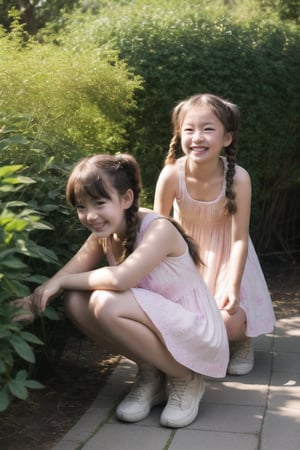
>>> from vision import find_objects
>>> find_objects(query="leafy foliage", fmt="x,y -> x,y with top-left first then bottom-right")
0,165 -> 58,299
0,163 -> 62,411
0,17 -> 141,161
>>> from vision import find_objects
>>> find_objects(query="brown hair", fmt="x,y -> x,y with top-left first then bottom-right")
66,153 -> 201,265
165,93 -> 240,215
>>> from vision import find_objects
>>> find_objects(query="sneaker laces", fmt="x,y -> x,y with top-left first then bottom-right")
126,371 -> 159,401
167,378 -> 189,408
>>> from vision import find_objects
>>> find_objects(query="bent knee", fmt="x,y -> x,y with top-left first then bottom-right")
221,309 -> 247,341
89,290 -> 117,321
64,291 -> 89,319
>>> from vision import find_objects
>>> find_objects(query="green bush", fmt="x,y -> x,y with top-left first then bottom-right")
0,165 -> 58,298
0,114 -> 81,270
0,16 -> 141,161
0,164 -> 61,412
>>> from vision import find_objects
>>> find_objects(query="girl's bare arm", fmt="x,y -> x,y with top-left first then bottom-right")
154,164 -> 178,216
24,234 -> 105,312
34,218 -> 186,311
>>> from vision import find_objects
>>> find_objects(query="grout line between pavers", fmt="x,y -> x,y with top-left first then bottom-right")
76,407 -> 117,450
163,430 -> 176,450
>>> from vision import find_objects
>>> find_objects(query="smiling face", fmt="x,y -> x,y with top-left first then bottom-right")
180,104 -> 232,162
75,186 -> 133,239
66,155 -> 138,239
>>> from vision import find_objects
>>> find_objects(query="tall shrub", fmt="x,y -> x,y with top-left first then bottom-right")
0,17 -> 141,162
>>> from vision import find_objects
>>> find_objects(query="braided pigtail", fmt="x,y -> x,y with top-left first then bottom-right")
167,217 -> 202,266
222,100 -> 240,215
114,154 -> 142,262
120,158 -> 141,262
224,144 -> 237,215
164,99 -> 187,165
164,135 -> 181,165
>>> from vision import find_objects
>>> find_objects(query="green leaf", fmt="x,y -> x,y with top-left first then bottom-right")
4,219 -> 29,232
8,335 -> 35,363
1,278 -> 30,297
27,274 -> 49,283
3,176 -> 33,186
15,369 -> 27,381
24,380 -> 44,390
17,242 -> 58,263
0,257 -> 27,269
0,247 -> 21,260
19,208 -> 41,218
40,204 -> 60,212
42,306 -> 60,320
14,371 -> 44,390
0,165 -> 23,177
0,185 -> 21,193
6,201 -> 28,207
29,222 -> 54,231
12,176 -> 35,185
0,323 -> 20,334
8,379 -> 28,400
20,331 -> 44,345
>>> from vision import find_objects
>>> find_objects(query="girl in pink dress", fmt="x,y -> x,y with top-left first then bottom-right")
154,93 -> 276,375
17,153 -> 228,428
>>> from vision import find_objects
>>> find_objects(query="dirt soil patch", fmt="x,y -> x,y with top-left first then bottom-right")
0,338 -> 120,450
0,256 -> 299,450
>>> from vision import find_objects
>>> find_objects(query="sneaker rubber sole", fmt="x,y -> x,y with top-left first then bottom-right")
116,389 -> 166,422
227,361 -> 254,375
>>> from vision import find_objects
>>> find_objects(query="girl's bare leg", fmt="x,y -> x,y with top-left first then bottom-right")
69,289 -> 206,427
221,308 -> 247,341
64,291 -> 130,355
221,308 -> 253,376
88,289 -> 190,379
64,289 -> 189,378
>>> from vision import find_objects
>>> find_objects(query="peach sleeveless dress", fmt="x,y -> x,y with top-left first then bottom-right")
173,156 -> 276,337
106,212 -> 229,378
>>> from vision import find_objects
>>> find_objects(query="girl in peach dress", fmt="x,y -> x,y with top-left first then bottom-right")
154,93 -> 276,375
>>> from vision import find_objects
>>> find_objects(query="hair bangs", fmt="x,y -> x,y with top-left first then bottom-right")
66,163 -> 111,206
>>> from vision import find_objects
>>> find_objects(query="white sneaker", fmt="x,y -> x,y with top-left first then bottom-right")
116,366 -> 166,422
160,372 -> 205,428
227,338 -> 254,375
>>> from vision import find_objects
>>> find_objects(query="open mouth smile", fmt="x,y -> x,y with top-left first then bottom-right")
191,147 -> 208,154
